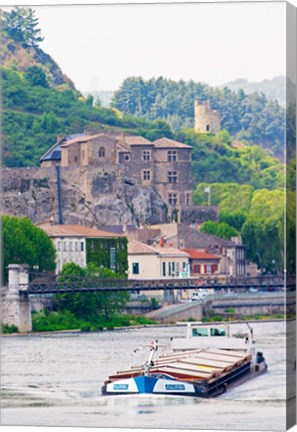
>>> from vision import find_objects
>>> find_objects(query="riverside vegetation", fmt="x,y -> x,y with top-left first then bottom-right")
32,262 -> 156,332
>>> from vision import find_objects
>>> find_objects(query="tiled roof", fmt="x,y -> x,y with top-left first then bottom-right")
177,224 -> 237,248
128,241 -> 158,255
116,140 -> 130,152
128,241 -> 189,257
61,133 -> 103,147
124,136 -> 153,146
153,246 -> 189,257
153,137 -> 192,149
181,248 -> 221,260
38,223 -> 124,238
40,134 -> 87,162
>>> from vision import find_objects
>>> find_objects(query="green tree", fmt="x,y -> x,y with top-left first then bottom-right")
200,221 -> 238,240
2,215 -> 56,281
3,7 -> 43,48
54,263 -> 129,321
25,65 -> 49,88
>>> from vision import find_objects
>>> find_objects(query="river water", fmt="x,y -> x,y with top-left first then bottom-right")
0,321 -> 294,430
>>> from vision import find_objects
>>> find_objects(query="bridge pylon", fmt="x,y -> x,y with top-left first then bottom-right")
2,264 -> 32,332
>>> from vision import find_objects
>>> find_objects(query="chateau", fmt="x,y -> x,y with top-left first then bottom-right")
40,132 -> 194,217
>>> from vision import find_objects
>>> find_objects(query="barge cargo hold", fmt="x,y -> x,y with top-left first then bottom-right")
102,347 -> 259,397
102,323 -> 267,397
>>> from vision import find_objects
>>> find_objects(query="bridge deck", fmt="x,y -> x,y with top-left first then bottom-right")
23,274 -> 292,294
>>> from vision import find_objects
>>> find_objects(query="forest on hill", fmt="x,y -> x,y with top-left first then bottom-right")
111,77 -> 285,158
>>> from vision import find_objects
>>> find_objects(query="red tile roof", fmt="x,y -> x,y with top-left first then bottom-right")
181,248 -> 221,260
38,223 -> 124,238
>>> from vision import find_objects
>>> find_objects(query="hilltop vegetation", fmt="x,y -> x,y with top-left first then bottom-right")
111,76 -> 285,158
2,65 -> 283,190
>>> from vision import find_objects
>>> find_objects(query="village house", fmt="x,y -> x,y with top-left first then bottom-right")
181,248 -> 221,276
128,240 -> 189,280
126,223 -> 246,278
38,222 -> 127,274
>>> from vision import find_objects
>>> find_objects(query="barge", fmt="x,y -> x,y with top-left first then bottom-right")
102,322 -> 267,397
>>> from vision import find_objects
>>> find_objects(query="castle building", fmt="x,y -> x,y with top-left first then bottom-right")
40,132 -> 193,219
194,100 -> 221,134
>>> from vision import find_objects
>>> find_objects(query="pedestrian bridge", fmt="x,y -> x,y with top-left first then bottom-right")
26,272 -> 288,294
1,264 -> 294,333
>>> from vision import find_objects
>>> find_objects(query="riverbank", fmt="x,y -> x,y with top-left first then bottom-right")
1,316 -> 293,337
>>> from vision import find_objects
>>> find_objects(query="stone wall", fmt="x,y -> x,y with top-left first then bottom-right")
180,205 -> 219,224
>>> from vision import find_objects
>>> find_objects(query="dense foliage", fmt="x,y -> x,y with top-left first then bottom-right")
181,130 -> 283,189
1,67 -> 175,167
2,215 -> 56,280
200,221 -> 238,240
86,238 -> 128,276
2,7 -> 43,48
54,262 -> 129,321
112,77 -> 285,156
193,183 -> 292,273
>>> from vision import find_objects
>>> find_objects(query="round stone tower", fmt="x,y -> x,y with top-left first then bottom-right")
194,100 -> 221,134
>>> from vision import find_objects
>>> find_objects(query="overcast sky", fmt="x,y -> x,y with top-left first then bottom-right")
4,2 -> 287,92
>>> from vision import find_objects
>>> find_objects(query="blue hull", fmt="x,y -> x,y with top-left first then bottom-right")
102,361 -> 253,397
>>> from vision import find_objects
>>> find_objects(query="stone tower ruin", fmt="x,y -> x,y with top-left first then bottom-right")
194,100 -> 221,134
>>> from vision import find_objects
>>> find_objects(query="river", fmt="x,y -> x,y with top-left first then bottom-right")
0,321 -> 295,430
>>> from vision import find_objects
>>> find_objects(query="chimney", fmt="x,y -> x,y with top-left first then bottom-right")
159,237 -> 166,247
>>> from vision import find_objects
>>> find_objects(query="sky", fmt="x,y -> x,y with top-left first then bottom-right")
9,1 -> 284,93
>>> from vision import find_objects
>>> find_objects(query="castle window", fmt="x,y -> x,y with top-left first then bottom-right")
74,156 -> 78,162
124,153 -> 130,161
206,125 -> 210,132
143,170 -> 151,181
168,171 -> 177,183
99,147 -> 105,157
143,150 -> 151,161
168,193 -> 177,206
168,150 -> 177,162
186,192 -> 191,205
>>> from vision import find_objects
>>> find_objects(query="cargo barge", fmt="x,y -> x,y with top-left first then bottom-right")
102,322 -> 267,397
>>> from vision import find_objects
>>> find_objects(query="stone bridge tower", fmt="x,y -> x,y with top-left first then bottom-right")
1,264 -> 32,332
194,100 -> 221,134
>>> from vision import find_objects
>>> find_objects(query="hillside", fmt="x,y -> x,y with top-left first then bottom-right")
111,77 -> 285,158
0,7 -> 285,192
220,76 -> 296,107
0,20 -> 75,91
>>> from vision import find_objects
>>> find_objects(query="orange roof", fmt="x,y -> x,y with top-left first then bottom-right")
128,241 -> 158,255
128,241 -> 189,257
38,223 -> 124,238
153,137 -> 192,149
181,248 -> 221,260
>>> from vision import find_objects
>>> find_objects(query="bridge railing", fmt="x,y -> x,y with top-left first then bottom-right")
26,272 -> 290,294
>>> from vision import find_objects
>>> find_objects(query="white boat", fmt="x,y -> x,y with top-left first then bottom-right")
102,321 -> 267,397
